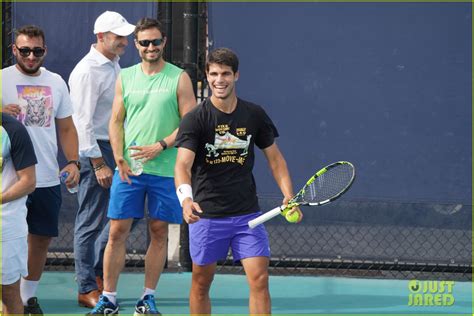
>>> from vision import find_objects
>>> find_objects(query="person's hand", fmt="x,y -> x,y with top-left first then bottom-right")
182,198 -> 203,224
3,104 -> 21,117
60,163 -> 80,189
282,196 -> 303,223
129,143 -> 163,163
116,157 -> 134,185
95,165 -> 113,189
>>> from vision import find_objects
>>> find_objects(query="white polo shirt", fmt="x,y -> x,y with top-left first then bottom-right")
69,45 -> 121,158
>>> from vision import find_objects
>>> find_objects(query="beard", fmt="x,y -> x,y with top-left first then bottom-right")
112,45 -> 126,57
141,49 -> 163,63
16,59 -> 43,75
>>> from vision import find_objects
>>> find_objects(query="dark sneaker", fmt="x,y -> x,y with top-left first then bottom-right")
134,294 -> 161,315
24,297 -> 44,315
87,295 -> 119,315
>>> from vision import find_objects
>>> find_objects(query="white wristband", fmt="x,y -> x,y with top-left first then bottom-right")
176,183 -> 193,207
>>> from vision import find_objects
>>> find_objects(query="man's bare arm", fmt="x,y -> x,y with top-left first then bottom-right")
2,165 -> 36,204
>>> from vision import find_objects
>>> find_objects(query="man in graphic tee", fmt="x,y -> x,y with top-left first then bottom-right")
1,25 -> 80,315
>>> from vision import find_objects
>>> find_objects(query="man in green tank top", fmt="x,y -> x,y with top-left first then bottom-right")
89,17 -> 196,315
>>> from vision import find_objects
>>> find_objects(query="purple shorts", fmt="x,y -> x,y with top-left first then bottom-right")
189,212 -> 270,266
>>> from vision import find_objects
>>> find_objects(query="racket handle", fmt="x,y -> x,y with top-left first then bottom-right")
248,206 -> 283,229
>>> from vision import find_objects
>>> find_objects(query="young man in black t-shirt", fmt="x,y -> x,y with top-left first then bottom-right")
175,48 -> 302,314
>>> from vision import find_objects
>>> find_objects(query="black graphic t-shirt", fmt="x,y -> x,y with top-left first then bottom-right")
175,98 -> 279,218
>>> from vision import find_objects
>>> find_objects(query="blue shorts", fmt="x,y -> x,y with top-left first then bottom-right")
108,172 -> 182,223
26,186 -> 62,237
189,212 -> 270,266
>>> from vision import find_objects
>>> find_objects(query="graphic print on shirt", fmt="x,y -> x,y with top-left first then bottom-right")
205,124 -> 251,166
16,85 -> 53,127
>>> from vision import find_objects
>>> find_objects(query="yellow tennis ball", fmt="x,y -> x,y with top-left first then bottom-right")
285,210 -> 300,223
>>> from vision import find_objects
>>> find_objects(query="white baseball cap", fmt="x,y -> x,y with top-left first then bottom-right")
93,11 -> 135,36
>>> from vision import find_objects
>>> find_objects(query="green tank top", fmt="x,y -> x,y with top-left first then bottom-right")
120,62 -> 183,177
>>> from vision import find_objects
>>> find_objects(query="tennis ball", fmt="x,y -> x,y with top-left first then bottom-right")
285,210 -> 301,223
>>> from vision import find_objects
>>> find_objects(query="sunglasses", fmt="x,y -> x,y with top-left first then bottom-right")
137,38 -> 164,47
15,45 -> 46,57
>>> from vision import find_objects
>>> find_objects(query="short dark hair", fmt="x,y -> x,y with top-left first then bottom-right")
206,48 -> 239,74
134,17 -> 165,38
14,25 -> 45,45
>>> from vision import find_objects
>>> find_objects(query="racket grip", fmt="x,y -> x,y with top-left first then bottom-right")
248,206 -> 283,229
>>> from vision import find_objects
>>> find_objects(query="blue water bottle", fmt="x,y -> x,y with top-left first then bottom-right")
59,171 -> 78,194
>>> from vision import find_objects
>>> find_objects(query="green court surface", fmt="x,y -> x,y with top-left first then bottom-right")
36,271 -> 471,315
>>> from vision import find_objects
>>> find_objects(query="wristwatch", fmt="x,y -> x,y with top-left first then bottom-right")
159,139 -> 168,150
67,160 -> 81,170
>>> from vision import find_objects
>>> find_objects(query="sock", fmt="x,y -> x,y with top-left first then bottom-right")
141,287 -> 155,300
20,278 -> 39,305
102,291 -> 117,305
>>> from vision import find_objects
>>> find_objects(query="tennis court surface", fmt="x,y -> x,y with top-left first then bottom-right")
36,271 -> 471,315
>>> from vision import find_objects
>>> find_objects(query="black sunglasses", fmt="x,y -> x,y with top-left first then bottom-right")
137,38 -> 164,47
15,45 -> 46,58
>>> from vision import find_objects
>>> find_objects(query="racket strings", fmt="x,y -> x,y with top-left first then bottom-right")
305,164 -> 354,203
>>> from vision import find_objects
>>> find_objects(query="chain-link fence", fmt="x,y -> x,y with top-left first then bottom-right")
49,188 -> 471,281
47,188 -> 150,270
213,198 -> 471,281
2,2 -> 14,68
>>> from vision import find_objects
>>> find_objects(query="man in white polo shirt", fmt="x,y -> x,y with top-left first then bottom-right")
69,11 -> 135,309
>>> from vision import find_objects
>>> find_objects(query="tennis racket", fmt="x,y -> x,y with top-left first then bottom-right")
248,161 -> 355,228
